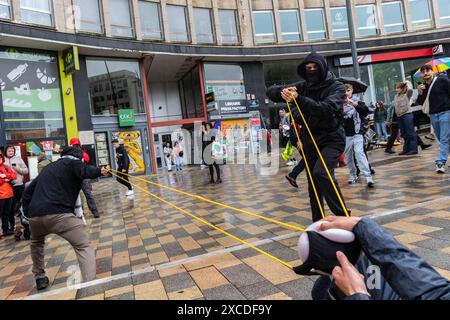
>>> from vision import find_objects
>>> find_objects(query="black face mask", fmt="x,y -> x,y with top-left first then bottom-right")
305,70 -> 321,84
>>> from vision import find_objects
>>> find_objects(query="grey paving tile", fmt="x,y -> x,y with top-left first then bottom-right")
220,264 -> 266,288
161,272 -> 196,293
203,284 -> 246,300
277,277 -> 315,300
132,270 -> 159,286
239,280 -> 281,300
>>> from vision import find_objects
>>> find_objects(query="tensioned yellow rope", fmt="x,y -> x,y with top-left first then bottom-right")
290,92 -> 350,217
285,101 -> 326,220
108,167 -> 306,232
107,169 -> 294,269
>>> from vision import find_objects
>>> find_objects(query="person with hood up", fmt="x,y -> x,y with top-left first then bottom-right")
0,151 -> 17,236
37,153 -> 51,174
4,145 -> 29,225
70,138 -> 99,218
22,146 -> 109,290
266,52 -> 349,222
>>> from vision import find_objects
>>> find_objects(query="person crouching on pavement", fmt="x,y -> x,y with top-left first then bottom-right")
22,146 -> 109,290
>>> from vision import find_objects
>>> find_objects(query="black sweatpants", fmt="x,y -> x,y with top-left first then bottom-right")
209,162 -> 220,182
386,123 -> 399,150
12,185 -> 24,215
304,146 -> 349,222
116,170 -> 132,190
0,197 -> 14,234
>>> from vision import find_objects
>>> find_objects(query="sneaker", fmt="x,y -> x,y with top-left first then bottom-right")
436,163 -> 445,174
200,164 -> 205,170
366,177 -> 375,188
209,179 -> 215,184
93,212 -> 100,219
370,168 -> 376,175
126,190 -> 134,196
348,177 -> 358,184
286,161 -> 294,166
36,276 -> 49,291
421,144 -> 432,150
216,179 -> 222,184
285,175 -> 299,188
385,149 -> 395,154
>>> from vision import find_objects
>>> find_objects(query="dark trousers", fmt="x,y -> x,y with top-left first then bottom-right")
12,185 -> 24,216
0,197 -> 14,233
386,122 -> 399,150
209,162 -> 220,181
289,159 -> 305,180
305,146 -> 349,222
116,170 -> 132,190
81,179 -> 98,215
417,134 -> 426,148
398,113 -> 418,153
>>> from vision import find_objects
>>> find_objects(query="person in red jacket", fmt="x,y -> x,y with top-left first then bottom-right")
0,151 -> 17,236
70,138 -> 99,218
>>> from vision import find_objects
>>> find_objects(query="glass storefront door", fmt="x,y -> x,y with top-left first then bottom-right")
372,61 -> 403,105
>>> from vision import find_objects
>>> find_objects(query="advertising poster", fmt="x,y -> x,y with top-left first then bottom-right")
112,130 -> 145,174
219,119 -> 251,153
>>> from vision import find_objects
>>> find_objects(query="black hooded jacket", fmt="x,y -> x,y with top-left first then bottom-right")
266,53 -> 346,151
115,144 -> 130,170
22,147 -> 102,218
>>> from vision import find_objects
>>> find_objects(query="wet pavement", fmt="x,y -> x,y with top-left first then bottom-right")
1,139 -> 450,300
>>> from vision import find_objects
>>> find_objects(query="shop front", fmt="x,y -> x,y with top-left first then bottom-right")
85,57 -> 153,174
0,46 -> 66,179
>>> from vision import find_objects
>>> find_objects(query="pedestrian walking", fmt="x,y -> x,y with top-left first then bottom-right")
112,139 -> 134,196
22,146 -> 108,290
163,142 -> 173,172
172,141 -> 183,171
374,102 -> 389,141
0,151 -> 17,236
205,136 -> 222,184
394,81 -> 418,155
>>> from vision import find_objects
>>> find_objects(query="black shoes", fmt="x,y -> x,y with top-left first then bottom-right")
216,179 -> 222,184
36,276 -> 49,291
405,151 -> 418,155
209,180 -> 215,184
285,175 -> 299,188
385,149 -> 395,154
93,212 -> 100,218
370,168 -> 376,175
421,144 -> 432,150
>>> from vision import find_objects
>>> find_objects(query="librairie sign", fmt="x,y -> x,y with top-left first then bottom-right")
219,100 -> 247,114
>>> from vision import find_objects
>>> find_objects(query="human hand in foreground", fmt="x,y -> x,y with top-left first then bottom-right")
101,167 -> 109,176
281,87 -> 298,102
319,215 -> 362,232
332,251 -> 369,297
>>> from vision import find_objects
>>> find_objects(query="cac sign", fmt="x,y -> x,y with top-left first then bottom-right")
118,109 -> 135,127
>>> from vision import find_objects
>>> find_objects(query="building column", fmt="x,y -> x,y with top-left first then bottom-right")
431,0 -> 441,29
211,0 -> 222,45
323,0 -> 333,39
160,0 -> 170,42
187,0 -> 197,43
10,0 -> 20,23
237,0 -> 254,46
402,0 -> 413,32
298,0 -> 308,41
375,0 -> 385,36
101,0 -> 112,37
131,0 -> 142,40
272,0 -> 282,43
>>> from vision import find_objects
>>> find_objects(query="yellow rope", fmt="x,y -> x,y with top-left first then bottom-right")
108,169 -> 294,269
290,92 -> 350,217
107,167 -> 306,232
285,101 -> 326,219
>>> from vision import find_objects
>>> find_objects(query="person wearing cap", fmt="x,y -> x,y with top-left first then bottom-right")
70,138 -> 99,218
266,52 -> 349,222
22,146 -> 109,290
112,139 -> 134,196
417,64 -> 450,173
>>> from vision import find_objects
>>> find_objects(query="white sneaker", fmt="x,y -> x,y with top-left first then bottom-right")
348,177 -> 358,184
436,164 -> 445,174
200,164 -> 205,170
286,161 -> 294,166
126,190 -> 134,196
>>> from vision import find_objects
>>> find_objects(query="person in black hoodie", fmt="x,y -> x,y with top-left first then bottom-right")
112,139 -> 134,196
22,147 -> 108,290
266,53 -> 349,222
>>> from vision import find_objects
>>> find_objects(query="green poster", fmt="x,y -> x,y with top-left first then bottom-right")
1,88 -> 62,112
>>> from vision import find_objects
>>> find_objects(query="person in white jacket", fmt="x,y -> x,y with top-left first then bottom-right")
163,142 -> 173,172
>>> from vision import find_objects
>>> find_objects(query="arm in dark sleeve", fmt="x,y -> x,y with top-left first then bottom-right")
122,148 -> 130,171
72,161 -> 102,180
265,81 -> 304,103
22,177 -> 38,215
356,101 -> 369,118
344,293 -> 371,300
416,88 -> 426,105
295,82 -> 346,119
354,217 -> 450,300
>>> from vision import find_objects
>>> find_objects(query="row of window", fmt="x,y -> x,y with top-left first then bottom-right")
0,0 -> 449,44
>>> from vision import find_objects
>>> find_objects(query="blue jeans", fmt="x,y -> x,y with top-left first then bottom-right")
175,156 -> 183,170
375,121 -> 388,140
344,135 -> 372,180
397,113 -> 418,153
430,110 -> 450,165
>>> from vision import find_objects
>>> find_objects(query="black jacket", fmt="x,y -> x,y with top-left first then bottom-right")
343,101 -> 370,137
115,144 -> 130,170
22,147 -> 102,218
416,76 -> 450,115
266,53 -> 346,152
346,218 -> 450,300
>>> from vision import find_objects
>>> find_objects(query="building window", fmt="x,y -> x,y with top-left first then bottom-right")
253,11 -> 276,44
0,0 -> 11,20
305,8 -> 326,40
20,0 -> 53,26
408,0 -> 432,30
86,58 -> 145,116
356,5 -> 377,37
219,9 -> 239,44
194,8 -> 214,44
167,5 -> 189,42
203,64 -> 245,100
139,1 -> 162,40
382,1 -> 405,33
109,0 -> 134,37
179,66 -> 204,119
438,0 -> 450,26
330,7 -> 349,39
279,10 -> 301,42
73,0 -> 102,33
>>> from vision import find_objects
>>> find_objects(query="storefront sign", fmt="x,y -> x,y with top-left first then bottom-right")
78,130 -> 95,145
62,46 -> 80,75
219,100 -> 248,115
205,92 -> 215,104
118,109 -> 135,127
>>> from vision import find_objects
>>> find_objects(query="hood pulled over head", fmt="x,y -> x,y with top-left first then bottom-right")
297,53 -> 329,84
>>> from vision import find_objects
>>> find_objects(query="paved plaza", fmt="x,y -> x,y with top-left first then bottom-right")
1,142 -> 450,300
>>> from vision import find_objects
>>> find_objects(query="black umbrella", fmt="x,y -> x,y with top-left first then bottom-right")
337,76 -> 368,94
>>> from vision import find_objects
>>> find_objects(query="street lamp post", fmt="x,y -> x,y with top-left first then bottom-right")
346,0 -> 361,80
